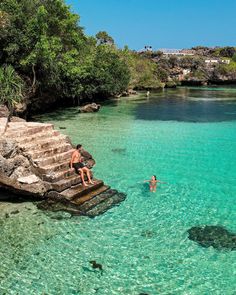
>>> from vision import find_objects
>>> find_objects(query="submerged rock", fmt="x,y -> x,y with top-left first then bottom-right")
89,260 -> 103,271
78,103 -> 101,113
187,225 -> 236,251
111,148 -> 126,154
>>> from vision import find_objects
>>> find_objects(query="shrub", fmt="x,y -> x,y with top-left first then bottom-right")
0,65 -> 24,108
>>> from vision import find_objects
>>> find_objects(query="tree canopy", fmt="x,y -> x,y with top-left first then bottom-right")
0,0 -> 165,114
0,0 -> 132,110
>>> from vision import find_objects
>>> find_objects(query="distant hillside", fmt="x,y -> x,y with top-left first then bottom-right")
139,46 -> 236,87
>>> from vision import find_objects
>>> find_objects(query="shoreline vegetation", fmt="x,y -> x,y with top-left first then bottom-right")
0,0 -> 236,118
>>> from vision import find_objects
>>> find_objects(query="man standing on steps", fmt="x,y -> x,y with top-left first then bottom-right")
70,144 -> 94,187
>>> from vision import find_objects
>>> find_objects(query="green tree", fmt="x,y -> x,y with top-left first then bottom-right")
0,0 -> 132,112
232,53 -> 236,63
95,31 -> 114,45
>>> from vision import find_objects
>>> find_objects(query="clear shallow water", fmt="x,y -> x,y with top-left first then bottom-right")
1,87 -> 236,294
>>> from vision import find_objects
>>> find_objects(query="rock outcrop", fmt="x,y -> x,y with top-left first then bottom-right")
78,103 -> 101,113
0,119 -> 126,217
0,105 -> 9,118
187,225 -> 236,251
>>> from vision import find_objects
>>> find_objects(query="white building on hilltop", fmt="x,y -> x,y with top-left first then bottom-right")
205,59 -> 231,65
159,49 -> 194,56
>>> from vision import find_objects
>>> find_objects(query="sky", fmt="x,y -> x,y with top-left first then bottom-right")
66,0 -> 236,50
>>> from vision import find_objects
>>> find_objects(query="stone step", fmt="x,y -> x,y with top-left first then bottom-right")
32,147 -> 73,165
72,185 -> 110,206
76,186 -> 114,211
41,168 -> 76,183
51,174 -> 82,192
5,123 -> 54,138
20,134 -> 69,151
37,159 -> 71,175
61,180 -> 104,200
15,130 -> 60,144
29,143 -> 72,160
86,192 -> 126,217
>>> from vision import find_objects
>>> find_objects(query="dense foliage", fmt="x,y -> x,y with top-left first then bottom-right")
0,0 -> 133,111
0,65 -> 24,107
120,48 -> 164,89
1,0 -> 235,114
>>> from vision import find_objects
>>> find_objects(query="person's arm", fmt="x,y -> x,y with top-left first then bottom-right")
143,180 -> 151,183
157,180 -> 166,184
78,151 -> 83,163
70,152 -> 75,169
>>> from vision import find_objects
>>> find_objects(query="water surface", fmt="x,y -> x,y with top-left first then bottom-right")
1,87 -> 236,294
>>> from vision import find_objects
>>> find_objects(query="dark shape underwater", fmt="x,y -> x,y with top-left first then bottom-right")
187,225 -> 236,251
111,148 -> 126,154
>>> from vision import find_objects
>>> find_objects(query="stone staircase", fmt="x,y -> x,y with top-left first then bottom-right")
3,121 -> 126,217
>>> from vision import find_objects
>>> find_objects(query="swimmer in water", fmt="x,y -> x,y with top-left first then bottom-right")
144,175 -> 165,192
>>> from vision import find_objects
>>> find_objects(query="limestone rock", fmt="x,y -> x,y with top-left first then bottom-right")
14,101 -> 27,117
78,103 -> 101,113
0,105 -> 9,117
0,121 -> 125,215
0,139 -> 18,158
10,116 -> 26,123
18,175 -> 39,184
0,154 -> 31,178
0,118 -> 8,135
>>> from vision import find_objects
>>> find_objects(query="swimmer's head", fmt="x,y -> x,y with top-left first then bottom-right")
152,175 -> 157,180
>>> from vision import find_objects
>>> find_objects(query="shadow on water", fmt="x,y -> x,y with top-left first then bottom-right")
136,99 -> 236,122
0,189 -> 42,203
33,108 -> 81,122
135,87 -> 236,122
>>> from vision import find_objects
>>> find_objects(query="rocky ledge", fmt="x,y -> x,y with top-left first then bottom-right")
0,116 -> 126,217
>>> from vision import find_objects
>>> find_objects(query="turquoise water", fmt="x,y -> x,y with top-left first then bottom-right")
1,87 -> 236,294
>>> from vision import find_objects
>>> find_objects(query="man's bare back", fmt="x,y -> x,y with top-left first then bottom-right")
70,144 -> 94,186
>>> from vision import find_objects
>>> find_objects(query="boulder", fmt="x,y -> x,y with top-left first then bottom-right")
10,116 -> 26,123
128,89 -> 137,95
0,154 -> 31,178
14,101 -> 27,117
121,89 -> 137,97
0,105 -> 9,118
17,175 -> 39,184
0,139 -> 18,158
78,103 -> 101,113
187,225 -> 236,251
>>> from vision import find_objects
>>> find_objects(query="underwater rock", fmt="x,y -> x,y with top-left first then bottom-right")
111,148 -> 126,154
78,103 -> 101,113
187,225 -> 236,251
10,209 -> 19,215
89,260 -> 103,271
37,197 -> 87,216
141,230 -> 155,238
